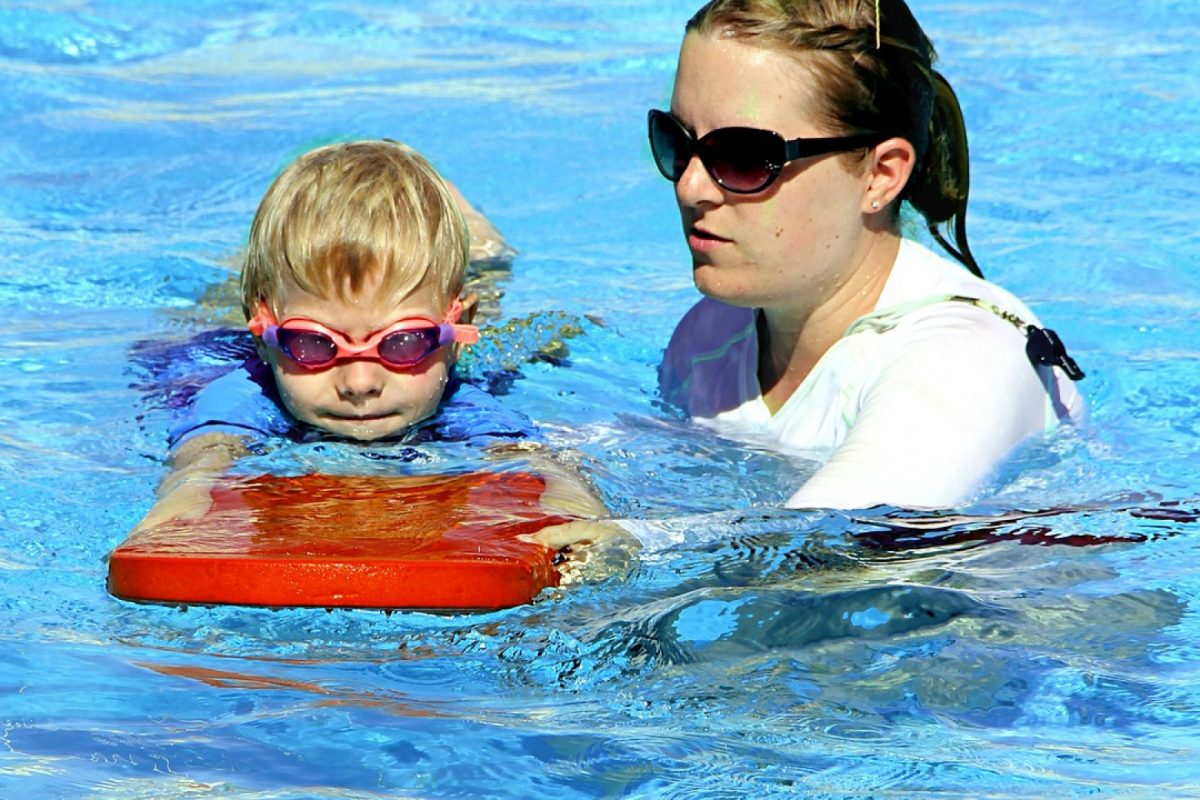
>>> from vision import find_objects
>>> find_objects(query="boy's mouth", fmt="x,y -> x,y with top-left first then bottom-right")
327,412 -> 396,423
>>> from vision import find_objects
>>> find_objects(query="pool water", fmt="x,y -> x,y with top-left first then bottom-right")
3,1 -> 1200,797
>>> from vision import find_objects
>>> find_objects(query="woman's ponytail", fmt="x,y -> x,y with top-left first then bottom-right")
903,71 -> 981,277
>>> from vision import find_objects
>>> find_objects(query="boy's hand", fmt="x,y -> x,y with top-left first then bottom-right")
131,432 -> 247,535
130,478 -> 216,534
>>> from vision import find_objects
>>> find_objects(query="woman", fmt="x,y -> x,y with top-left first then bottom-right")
652,0 -> 1084,510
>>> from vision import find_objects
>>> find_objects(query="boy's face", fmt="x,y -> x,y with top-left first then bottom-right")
262,274 -> 463,442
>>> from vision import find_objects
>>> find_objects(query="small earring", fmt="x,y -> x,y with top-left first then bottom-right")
870,200 -> 880,210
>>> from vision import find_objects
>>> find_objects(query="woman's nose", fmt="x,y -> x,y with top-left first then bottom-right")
335,359 -> 386,401
674,154 -> 724,207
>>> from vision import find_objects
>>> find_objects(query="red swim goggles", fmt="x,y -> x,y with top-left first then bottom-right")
247,299 -> 479,370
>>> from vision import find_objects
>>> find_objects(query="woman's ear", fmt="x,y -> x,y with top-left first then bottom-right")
864,136 -> 917,214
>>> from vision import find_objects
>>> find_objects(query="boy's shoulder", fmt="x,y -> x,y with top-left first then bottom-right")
413,378 -> 539,446
167,352 -> 297,448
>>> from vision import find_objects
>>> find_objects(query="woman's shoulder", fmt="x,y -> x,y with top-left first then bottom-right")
664,297 -> 756,358
886,238 -> 1041,324
863,241 -> 1085,423
659,298 -> 758,416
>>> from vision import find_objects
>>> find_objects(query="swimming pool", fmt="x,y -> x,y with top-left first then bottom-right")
3,0 -> 1200,796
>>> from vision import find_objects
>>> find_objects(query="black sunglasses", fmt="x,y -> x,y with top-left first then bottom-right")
648,109 -> 885,195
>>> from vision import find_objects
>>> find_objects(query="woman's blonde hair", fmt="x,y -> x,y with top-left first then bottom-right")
687,0 -> 981,277
240,139 -> 471,318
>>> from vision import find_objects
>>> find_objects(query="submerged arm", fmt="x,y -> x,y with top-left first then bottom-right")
444,180 -> 515,264
132,432 -> 249,533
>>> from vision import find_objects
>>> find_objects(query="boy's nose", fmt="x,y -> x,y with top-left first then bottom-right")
335,359 -> 386,402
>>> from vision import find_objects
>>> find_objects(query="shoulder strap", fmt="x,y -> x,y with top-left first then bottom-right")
845,294 -> 1085,381
945,295 -> 1085,381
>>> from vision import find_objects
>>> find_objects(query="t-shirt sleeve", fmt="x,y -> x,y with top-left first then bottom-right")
658,298 -> 757,418
167,365 -> 295,449
786,306 -> 1057,510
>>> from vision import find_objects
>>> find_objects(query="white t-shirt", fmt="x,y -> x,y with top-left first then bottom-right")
658,239 -> 1085,510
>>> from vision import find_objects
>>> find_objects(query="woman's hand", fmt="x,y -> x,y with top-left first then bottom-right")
524,519 -> 641,584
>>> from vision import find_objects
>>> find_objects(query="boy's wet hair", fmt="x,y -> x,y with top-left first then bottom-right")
687,0 -> 980,277
241,139 -> 470,318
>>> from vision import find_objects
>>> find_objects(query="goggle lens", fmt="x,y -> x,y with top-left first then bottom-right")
376,328 -> 440,366
277,329 -> 339,366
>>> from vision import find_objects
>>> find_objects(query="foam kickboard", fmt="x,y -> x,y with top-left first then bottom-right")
108,471 -> 567,611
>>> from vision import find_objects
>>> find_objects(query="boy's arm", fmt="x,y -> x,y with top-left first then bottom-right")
131,432 -> 248,533
444,180 -> 515,264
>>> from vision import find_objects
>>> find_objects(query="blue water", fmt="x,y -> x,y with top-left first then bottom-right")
3,1 -> 1200,797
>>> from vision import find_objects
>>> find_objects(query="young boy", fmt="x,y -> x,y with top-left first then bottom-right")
135,139 -> 626,577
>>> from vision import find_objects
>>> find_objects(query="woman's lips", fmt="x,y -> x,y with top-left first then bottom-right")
688,227 -> 730,252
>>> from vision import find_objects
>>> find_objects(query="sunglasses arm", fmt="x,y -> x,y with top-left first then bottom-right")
784,132 -> 884,160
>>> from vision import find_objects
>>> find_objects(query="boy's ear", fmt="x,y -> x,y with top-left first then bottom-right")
458,292 -> 479,325
449,291 -> 480,363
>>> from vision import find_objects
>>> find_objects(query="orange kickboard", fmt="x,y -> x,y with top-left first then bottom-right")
108,471 -> 567,611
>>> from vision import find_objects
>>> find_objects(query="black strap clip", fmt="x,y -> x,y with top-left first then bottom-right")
1025,326 -> 1085,381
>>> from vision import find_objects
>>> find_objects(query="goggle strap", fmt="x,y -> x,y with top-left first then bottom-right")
784,132 -> 885,161
451,323 -> 480,345
443,298 -> 479,345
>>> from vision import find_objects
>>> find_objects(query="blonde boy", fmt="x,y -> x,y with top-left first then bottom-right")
137,140 -> 623,573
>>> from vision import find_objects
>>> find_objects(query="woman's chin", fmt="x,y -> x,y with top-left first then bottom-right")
691,267 -> 760,308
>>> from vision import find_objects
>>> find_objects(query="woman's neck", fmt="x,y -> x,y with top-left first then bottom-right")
757,233 -> 901,414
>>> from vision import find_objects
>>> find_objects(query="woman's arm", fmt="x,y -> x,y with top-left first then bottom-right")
487,442 -> 640,582
789,312 -> 1058,510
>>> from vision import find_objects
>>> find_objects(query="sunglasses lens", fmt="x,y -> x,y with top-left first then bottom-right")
649,111 -> 690,181
701,128 -> 778,193
648,111 -> 781,193
377,327 -> 439,366
277,329 -> 338,366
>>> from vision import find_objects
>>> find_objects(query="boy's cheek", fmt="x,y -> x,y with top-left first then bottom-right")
271,369 -> 324,427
